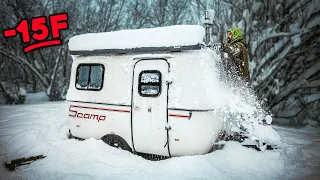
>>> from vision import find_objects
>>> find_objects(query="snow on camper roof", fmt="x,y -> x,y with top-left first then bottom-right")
69,25 -> 205,55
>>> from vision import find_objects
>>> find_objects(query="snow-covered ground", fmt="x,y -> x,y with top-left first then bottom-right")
0,102 -> 319,179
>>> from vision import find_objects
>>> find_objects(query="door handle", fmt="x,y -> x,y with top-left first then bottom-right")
148,107 -> 151,112
134,106 -> 140,110
165,125 -> 171,131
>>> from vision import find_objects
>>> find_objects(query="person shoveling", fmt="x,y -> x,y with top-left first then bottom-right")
220,27 -> 250,84
212,27 -> 280,151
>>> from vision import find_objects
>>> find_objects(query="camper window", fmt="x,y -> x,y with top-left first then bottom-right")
76,64 -> 104,90
138,70 -> 161,97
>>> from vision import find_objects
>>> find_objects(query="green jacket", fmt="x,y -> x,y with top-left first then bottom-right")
223,27 -> 250,82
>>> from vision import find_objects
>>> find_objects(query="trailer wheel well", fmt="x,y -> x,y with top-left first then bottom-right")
101,134 -> 132,152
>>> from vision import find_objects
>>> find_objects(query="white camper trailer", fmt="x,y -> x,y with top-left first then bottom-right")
67,25 -> 223,157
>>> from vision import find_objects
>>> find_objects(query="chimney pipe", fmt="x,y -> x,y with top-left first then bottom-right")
204,10 -> 213,45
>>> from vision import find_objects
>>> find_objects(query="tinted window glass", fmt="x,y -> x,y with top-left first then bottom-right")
89,65 -> 104,89
76,66 -> 90,89
141,73 -> 160,83
139,70 -> 161,97
141,85 -> 160,95
76,64 -> 104,90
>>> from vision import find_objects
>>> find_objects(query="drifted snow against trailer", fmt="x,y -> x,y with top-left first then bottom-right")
67,25 -> 223,157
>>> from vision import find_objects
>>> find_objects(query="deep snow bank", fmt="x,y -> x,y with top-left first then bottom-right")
0,102 -> 286,179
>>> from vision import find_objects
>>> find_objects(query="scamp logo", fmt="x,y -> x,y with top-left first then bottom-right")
69,105 -> 106,122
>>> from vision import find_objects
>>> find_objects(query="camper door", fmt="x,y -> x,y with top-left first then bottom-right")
132,60 -> 169,156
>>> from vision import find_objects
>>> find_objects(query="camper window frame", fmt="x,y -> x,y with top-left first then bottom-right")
75,63 -> 105,91
138,70 -> 162,97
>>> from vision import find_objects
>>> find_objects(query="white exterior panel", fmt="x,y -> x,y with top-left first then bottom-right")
68,102 -> 133,149
67,55 -> 135,105
168,110 -> 222,156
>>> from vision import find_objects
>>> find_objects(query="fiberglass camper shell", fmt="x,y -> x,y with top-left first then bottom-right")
67,25 -> 223,157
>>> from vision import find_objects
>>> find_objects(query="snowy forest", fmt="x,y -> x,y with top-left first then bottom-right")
0,0 -> 319,126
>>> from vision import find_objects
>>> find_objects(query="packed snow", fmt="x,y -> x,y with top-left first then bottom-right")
0,102 -> 319,179
69,25 -> 205,51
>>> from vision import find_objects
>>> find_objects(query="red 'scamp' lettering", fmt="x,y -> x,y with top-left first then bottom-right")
69,106 -> 106,122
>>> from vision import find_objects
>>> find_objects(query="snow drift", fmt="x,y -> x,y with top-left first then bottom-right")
2,102 -> 318,179
68,25 -> 205,51
0,102 -> 288,179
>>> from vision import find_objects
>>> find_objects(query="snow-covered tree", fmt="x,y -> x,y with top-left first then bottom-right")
201,0 -> 320,125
